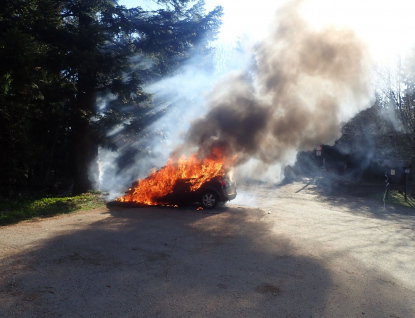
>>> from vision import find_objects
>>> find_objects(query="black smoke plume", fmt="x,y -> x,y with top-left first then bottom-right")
183,0 -> 372,175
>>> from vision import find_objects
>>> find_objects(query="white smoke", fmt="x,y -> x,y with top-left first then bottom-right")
100,0 -> 393,197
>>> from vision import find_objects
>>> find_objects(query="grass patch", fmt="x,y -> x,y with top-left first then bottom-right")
366,189 -> 415,209
0,192 -> 105,226
385,190 -> 415,208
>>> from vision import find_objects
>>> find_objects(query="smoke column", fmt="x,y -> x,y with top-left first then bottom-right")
183,0 -> 372,178
101,0 -> 375,197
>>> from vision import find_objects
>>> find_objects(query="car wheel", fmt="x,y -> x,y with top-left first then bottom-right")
201,191 -> 218,209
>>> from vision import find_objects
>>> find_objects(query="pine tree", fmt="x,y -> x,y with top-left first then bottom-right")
0,0 -> 222,195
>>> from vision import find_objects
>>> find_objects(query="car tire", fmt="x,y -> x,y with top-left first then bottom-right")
200,191 -> 219,209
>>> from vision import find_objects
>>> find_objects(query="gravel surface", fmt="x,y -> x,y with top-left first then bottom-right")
1,178 -> 414,318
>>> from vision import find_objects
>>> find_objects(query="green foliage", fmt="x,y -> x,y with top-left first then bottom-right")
0,0 -> 222,194
0,192 -> 105,225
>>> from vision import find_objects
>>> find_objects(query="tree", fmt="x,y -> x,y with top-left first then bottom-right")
337,98 -> 412,163
388,56 -> 415,156
0,0 -> 222,195
0,0 -> 70,193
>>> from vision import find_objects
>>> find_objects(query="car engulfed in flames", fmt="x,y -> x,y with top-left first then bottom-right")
116,147 -> 237,209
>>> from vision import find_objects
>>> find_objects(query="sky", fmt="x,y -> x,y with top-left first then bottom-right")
119,0 -> 415,66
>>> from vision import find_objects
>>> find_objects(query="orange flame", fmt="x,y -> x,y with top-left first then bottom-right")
117,147 -> 234,205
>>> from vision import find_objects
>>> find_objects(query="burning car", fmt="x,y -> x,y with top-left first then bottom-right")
123,174 -> 236,209
116,148 -> 237,209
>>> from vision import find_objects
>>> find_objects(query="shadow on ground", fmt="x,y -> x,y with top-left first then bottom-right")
275,174 -> 415,224
0,206 -> 413,317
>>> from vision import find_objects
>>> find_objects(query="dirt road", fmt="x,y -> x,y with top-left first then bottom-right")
1,179 -> 414,317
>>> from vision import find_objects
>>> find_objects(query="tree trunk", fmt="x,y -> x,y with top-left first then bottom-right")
72,85 -> 99,194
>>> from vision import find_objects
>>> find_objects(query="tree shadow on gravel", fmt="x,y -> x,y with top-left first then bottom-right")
0,206 -> 413,317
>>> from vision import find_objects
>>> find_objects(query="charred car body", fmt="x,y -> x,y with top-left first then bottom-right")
164,175 -> 237,209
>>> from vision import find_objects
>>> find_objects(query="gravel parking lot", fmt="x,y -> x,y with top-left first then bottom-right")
1,179 -> 414,317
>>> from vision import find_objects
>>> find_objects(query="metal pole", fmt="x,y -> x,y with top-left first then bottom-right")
405,169 -> 410,202
383,172 -> 389,209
